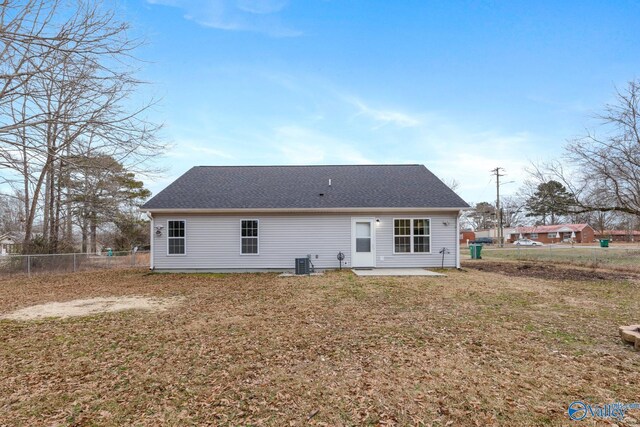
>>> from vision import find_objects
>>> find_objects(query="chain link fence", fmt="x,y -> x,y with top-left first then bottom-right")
461,244 -> 640,272
0,251 -> 150,278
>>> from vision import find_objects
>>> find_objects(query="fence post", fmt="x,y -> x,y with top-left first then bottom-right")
73,253 -> 77,272
27,255 -> 31,277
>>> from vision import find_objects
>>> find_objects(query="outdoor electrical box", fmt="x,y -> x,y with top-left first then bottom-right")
295,258 -> 310,275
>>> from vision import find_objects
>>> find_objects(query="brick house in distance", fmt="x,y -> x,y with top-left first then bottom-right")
595,230 -> 640,242
509,224 -> 595,244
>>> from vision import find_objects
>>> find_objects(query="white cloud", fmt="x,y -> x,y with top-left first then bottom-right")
272,125 -> 374,164
423,127 -> 537,203
147,0 -> 301,37
165,140 -> 233,160
151,67 -> 551,204
183,143 -> 234,159
237,0 -> 288,14
346,97 -> 422,128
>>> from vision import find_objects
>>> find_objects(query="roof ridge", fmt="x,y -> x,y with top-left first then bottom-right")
194,164 -> 422,168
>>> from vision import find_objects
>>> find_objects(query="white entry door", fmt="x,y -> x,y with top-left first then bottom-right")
351,218 -> 376,267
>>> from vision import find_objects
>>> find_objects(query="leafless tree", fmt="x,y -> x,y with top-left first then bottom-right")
0,1 -> 164,253
0,191 -> 25,234
442,177 -> 460,192
533,80 -> 640,220
500,195 -> 526,228
463,201 -> 496,230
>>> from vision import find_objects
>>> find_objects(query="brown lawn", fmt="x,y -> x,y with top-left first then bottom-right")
1,265 -> 640,426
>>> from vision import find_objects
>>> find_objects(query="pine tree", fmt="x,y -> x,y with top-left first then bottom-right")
525,181 -> 575,225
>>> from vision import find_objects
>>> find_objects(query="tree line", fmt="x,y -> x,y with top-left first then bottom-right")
463,79 -> 640,234
0,1 -> 164,254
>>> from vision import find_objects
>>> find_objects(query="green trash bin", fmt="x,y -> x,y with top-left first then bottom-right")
469,244 -> 483,259
599,239 -> 609,248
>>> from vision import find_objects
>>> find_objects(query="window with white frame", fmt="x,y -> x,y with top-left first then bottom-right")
547,232 -> 556,238
241,220 -> 259,254
394,218 -> 430,253
167,220 -> 185,255
530,233 -> 538,239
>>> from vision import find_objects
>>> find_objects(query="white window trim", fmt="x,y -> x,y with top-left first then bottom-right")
392,217 -> 432,255
240,219 -> 260,256
166,219 -> 187,256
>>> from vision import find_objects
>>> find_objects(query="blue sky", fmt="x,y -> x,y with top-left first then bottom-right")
121,0 -> 640,204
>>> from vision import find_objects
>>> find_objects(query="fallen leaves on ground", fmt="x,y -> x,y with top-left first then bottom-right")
1,267 -> 639,426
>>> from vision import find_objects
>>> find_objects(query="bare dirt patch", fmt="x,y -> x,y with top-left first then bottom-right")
1,296 -> 181,321
463,260 -> 639,282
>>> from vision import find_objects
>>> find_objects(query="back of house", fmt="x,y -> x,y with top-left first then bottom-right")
142,164 -> 469,272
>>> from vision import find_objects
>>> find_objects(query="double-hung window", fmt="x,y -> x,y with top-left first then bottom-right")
167,220 -> 186,255
241,220 -> 259,254
394,218 -> 430,253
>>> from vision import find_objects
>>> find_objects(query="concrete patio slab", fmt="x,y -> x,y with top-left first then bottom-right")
351,268 -> 446,277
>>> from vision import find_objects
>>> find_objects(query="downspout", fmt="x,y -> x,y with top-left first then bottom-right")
147,212 -> 154,271
456,210 -> 462,269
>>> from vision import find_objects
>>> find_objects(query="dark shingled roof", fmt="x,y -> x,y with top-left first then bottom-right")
142,164 -> 469,210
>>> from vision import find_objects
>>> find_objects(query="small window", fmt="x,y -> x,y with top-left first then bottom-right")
394,218 -> 430,253
168,220 -> 185,255
530,233 -> 538,239
413,219 -> 430,253
547,232 -> 556,238
241,220 -> 259,254
394,219 -> 411,253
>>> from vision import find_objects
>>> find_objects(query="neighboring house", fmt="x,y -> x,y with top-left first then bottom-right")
509,224 -> 595,244
595,230 -> 640,242
459,230 -> 475,244
142,165 -> 470,272
0,233 -> 20,255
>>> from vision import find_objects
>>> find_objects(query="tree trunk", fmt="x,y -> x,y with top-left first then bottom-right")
42,164 -> 50,243
22,147 -> 30,251
90,211 -> 97,254
53,164 -> 62,252
81,218 -> 88,254
64,144 -> 73,245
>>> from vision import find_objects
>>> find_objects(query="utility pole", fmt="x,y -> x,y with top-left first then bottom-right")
491,167 -> 505,247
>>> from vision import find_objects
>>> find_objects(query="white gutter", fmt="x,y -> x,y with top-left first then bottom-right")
147,211 -> 154,270
456,210 -> 462,269
143,207 -> 470,214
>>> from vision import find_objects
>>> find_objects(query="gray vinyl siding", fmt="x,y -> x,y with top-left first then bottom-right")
152,211 -> 458,271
